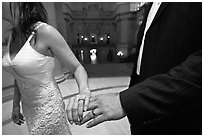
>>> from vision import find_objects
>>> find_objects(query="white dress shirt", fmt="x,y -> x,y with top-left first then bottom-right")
136,2 -> 161,75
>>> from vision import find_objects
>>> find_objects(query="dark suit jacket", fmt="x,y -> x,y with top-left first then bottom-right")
120,2 -> 202,135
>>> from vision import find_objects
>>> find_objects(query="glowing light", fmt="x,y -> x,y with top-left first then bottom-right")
90,49 -> 97,64
91,35 -> 95,38
80,50 -> 84,61
138,21 -> 142,25
90,54 -> 97,60
117,51 -> 123,56
90,49 -> 97,54
135,8 -> 140,11
81,35 -> 84,38
138,2 -> 146,7
107,36 -> 110,39
100,37 -> 103,41
84,37 -> 88,41
135,2 -> 146,11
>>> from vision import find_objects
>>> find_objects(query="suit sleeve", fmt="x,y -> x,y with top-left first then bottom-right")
120,50 -> 202,124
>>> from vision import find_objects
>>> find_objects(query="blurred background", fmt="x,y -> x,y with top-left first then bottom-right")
2,2 -> 147,135
2,2 -> 147,79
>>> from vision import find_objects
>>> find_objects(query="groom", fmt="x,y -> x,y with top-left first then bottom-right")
81,2 -> 202,135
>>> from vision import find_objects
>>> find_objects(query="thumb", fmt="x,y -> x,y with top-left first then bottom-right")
86,114 -> 106,128
84,96 -> 90,111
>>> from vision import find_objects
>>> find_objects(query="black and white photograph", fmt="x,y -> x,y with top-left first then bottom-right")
2,1 -> 202,135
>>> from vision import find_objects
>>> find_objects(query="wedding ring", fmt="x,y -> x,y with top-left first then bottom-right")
78,98 -> 85,102
92,110 -> 97,117
14,120 -> 20,124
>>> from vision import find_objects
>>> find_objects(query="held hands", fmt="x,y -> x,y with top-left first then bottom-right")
66,88 -> 90,125
80,93 -> 126,128
11,106 -> 25,125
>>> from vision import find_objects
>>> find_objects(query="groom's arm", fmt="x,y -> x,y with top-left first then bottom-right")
81,50 -> 201,128
120,50 -> 202,124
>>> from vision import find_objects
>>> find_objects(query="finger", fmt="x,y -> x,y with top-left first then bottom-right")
86,114 -> 106,128
16,118 -> 24,125
16,122 -> 21,125
13,114 -> 21,125
19,118 -> 24,123
90,96 -> 97,102
66,97 -> 74,124
93,108 -> 102,116
18,121 -> 24,125
79,108 -> 101,125
18,119 -> 24,125
86,101 -> 98,111
72,95 -> 79,124
84,96 -> 90,111
78,99 -> 84,122
19,117 -> 25,121
19,113 -> 25,121
80,111 -> 93,125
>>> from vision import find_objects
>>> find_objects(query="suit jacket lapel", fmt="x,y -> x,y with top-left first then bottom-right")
150,2 -> 168,27
136,2 -> 153,50
133,3 -> 153,72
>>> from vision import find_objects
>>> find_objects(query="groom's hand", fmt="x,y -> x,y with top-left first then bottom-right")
80,93 -> 126,128
66,91 -> 90,125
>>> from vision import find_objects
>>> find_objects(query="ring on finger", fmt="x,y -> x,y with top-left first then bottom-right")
14,120 -> 19,124
92,109 -> 97,117
78,97 -> 86,102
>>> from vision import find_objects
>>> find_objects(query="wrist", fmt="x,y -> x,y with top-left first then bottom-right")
117,93 -> 126,117
13,103 -> 20,107
12,105 -> 20,112
13,104 -> 20,108
79,87 -> 90,93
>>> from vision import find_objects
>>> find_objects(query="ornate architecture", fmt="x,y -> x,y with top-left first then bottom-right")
2,2 -> 146,82
62,2 -> 143,64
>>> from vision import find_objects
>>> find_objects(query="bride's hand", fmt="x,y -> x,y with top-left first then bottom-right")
66,88 -> 90,125
11,106 -> 25,125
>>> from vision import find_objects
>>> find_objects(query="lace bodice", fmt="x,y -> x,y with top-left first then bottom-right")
2,22 -> 71,135
2,23 -> 55,83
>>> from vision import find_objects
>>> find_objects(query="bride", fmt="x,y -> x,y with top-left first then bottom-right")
2,2 -> 90,135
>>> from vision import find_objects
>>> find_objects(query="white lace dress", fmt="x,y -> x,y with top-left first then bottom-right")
2,23 -> 71,135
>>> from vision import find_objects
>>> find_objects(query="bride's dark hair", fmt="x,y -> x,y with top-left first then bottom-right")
10,2 -> 47,37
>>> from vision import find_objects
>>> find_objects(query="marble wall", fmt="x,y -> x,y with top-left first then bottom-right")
63,2 -> 142,58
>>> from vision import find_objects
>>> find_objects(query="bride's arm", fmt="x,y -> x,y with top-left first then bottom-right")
13,80 -> 21,109
11,80 -> 25,125
36,24 -> 90,125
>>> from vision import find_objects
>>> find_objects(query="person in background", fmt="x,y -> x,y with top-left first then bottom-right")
80,2 -> 202,135
2,2 -> 90,135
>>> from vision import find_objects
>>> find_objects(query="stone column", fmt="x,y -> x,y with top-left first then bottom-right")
116,18 -> 130,58
55,3 -> 67,40
43,2 -> 66,83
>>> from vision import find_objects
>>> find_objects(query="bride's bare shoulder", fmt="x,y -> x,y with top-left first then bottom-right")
37,23 -> 59,37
